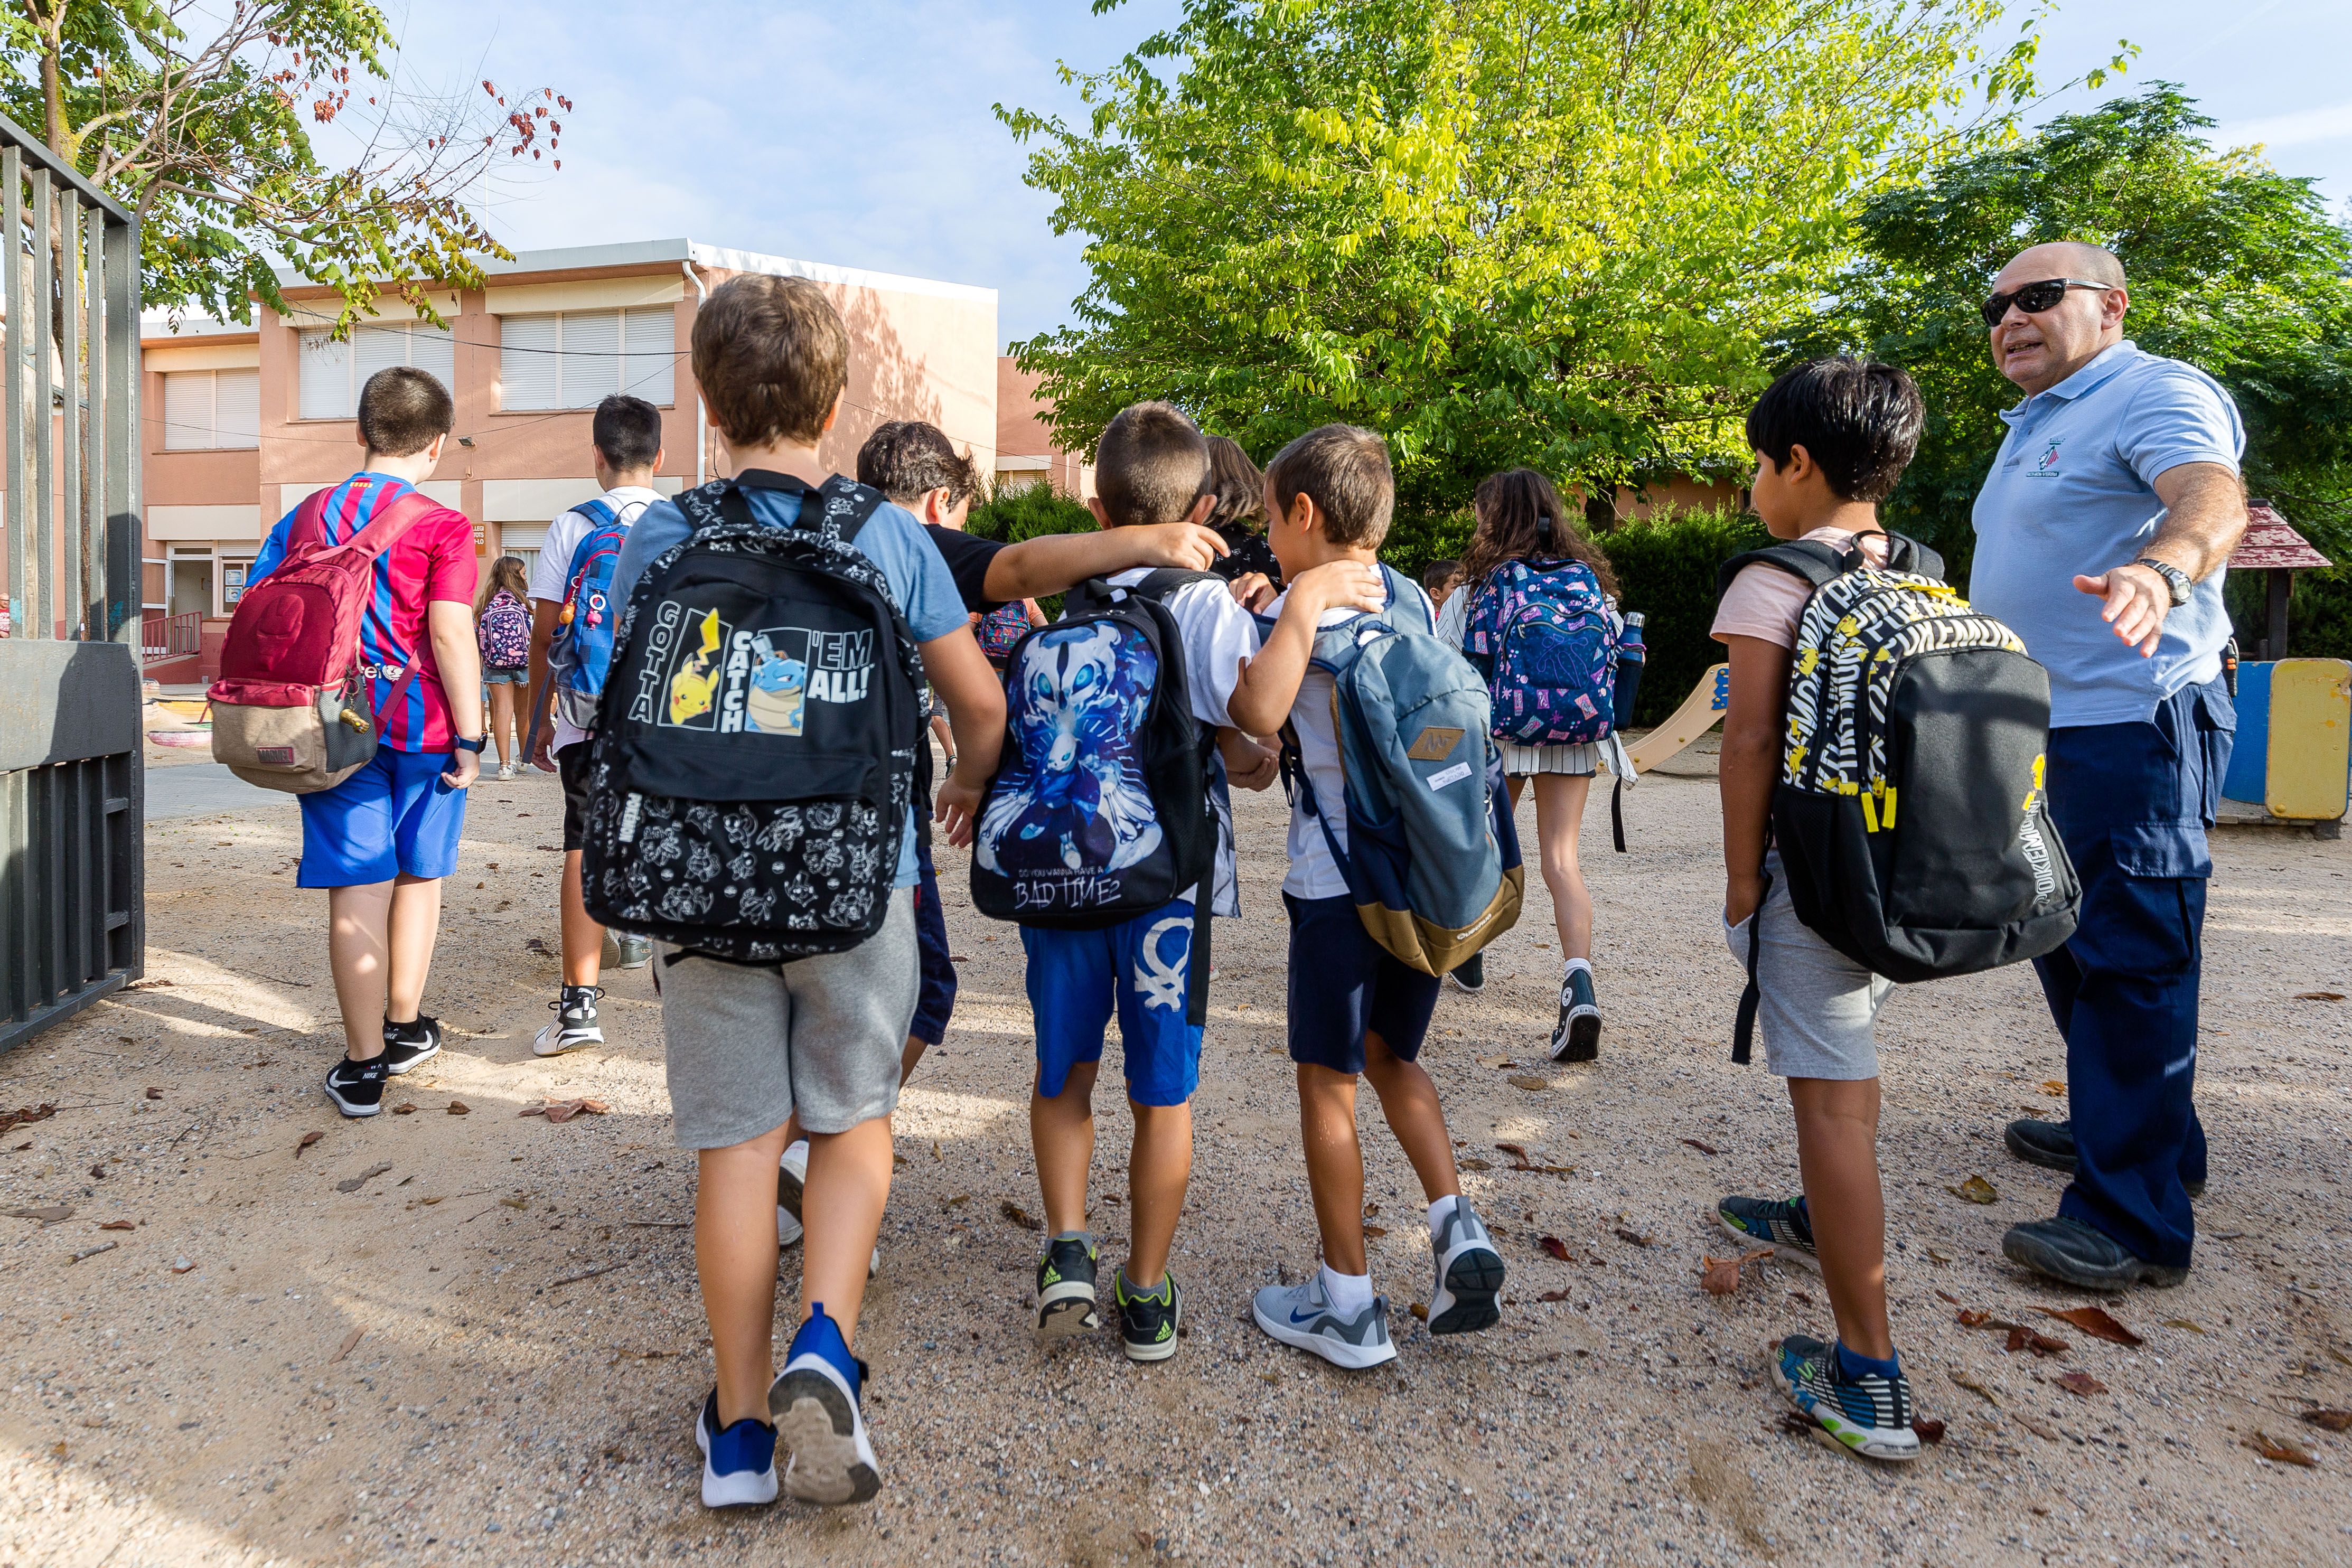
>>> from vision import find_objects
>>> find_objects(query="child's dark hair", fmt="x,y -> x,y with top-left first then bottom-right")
1457,468 -> 1619,597
857,419 -> 981,509
1266,424 -> 1393,548
1096,402 -> 1210,527
1746,357 -> 1924,503
592,395 -> 664,471
691,275 -> 848,448
357,366 -> 453,457
1202,436 -> 1263,531
1422,558 -> 1460,600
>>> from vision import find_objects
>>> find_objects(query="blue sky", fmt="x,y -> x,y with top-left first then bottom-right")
383,0 -> 2352,348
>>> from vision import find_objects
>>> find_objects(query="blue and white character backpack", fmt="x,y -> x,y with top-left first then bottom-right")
1285,566 -> 1523,976
546,496 -> 650,729
1465,542 -> 1622,747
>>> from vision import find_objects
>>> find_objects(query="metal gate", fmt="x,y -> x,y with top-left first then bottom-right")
0,111 -> 143,1051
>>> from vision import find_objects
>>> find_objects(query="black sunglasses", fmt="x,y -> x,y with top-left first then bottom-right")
1980,278 -> 2114,328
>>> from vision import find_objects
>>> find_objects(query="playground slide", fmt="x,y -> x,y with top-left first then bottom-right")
1625,663 -> 1730,775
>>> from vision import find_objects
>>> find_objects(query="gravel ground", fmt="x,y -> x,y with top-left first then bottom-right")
2,756 -> 2347,1567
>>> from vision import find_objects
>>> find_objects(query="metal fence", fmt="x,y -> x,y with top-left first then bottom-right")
0,111 -> 143,1052
141,608 -> 200,662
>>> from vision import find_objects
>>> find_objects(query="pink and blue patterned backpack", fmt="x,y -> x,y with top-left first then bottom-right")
477,589 -> 532,670
1464,556 -> 1620,746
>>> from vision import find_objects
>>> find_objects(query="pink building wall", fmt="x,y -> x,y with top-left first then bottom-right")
994,356 -> 1093,500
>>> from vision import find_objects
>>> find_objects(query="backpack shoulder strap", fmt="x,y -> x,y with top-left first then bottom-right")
1380,564 -> 1434,634
809,475 -> 887,544
1129,567 -> 1224,603
307,484 -> 440,561
1713,539 -> 1850,604
1885,530 -> 1944,583
573,497 -> 619,531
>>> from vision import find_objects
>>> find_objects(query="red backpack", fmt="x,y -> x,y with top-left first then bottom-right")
209,487 -> 440,792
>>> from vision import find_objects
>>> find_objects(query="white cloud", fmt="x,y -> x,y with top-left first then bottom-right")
2214,100 -> 2352,152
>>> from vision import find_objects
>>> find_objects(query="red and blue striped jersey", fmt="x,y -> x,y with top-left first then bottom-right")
249,473 -> 478,752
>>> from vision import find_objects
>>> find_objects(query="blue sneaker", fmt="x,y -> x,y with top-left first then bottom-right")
694,1389 -> 778,1508
771,1304 -> 880,1505
1427,1199 -> 1505,1335
1251,1271 -> 1395,1369
1717,1193 -> 1820,1273
1772,1335 -> 1919,1462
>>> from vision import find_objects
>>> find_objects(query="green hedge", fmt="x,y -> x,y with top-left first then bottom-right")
967,483 -> 1095,544
1597,508 -> 1770,725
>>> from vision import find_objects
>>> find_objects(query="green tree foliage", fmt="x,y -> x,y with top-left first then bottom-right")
1000,0 -> 2089,517
0,0 -> 567,325
1821,86 -> 2352,576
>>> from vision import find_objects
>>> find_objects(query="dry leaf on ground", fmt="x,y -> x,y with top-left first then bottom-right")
0,1104 -> 58,1139
1680,1139 -> 1718,1156
1700,1248 -> 1773,1295
1494,1142 -> 1528,1161
1362,1224 -> 1388,1238
2039,1081 -> 2065,1095
1539,1290 -> 1571,1302
144,1087 -> 163,1101
1949,1369 -> 2000,1406
1614,1228 -> 1654,1247
335,1163 -> 393,1194
2013,1412 -> 2063,1441
2054,1370 -> 2105,1397
1408,1302 -> 1427,1321
2248,1431 -> 2317,1467
2164,1318 -> 2207,1334
2007,1326 -> 2069,1357
330,1327 -> 366,1365
999,1200 -> 1042,1232
2299,1409 -> 2352,1433
1912,1418 -> 1947,1444
1539,1236 -> 1571,1261
97,1220 -> 135,1232
446,1101 -> 470,1116
294,1130 -> 323,1156
1458,1158 -> 1491,1172
2035,1305 -> 2142,1346
1507,1075 -> 1552,1093
1948,1175 -> 1998,1204
526,1098 -> 613,1124
2292,991 -> 2344,1002
391,1103 -> 417,1115
7,1205 -> 74,1224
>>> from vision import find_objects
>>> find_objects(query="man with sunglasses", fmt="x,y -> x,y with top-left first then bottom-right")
1967,241 -> 2247,1293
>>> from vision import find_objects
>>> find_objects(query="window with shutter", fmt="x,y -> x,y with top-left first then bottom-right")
559,308 -> 621,409
625,306 -> 676,405
499,314 -> 561,410
298,331 -> 353,420
297,323 -> 454,419
214,369 -> 260,448
163,371 -> 214,450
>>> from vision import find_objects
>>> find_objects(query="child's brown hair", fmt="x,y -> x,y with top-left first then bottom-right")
1457,468 -> 1619,598
691,275 -> 849,448
1265,424 -> 1393,548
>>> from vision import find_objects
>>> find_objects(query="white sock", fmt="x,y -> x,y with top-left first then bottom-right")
1427,1193 -> 1460,1237
784,1138 -> 809,1166
1318,1264 -> 1373,1315
1562,955 -> 1592,978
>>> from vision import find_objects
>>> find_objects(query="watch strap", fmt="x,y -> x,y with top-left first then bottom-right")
454,735 -> 488,754
2134,557 -> 2192,605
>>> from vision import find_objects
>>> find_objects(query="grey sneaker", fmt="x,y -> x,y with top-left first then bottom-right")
612,933 -> 654,970
1252,1271 -> 1396,1369
1427,1200 -> 1505,1335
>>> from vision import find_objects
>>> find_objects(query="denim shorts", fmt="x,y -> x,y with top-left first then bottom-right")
482,665 -> 529,685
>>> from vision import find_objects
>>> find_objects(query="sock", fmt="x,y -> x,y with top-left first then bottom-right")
1050,1229 -> 1096,1252
1835,1341 -> 1901,1383
1426,1194 -> 1460,1237
1119,1266 -> 1169,1302
784,1138 -> 809,1166
1561,956 -> 1592,978
1318,1265 -> 1373,1315
791,1303 -> 860,1400
383,1016 -> 429,1044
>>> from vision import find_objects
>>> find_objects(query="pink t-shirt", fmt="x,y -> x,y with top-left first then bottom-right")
1710,527 -> 1890,650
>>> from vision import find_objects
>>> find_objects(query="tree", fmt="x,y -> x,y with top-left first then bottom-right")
1819,85 -> 2352,574
999,0 -> 2102,517
0,0 -> 566,326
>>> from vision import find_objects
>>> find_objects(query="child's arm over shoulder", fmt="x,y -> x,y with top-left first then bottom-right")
1225,559 -> 1386,735
1718,634 -> 1791,926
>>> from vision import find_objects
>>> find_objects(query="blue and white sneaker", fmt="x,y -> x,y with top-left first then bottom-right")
694,1388 -> 779,1508
1718,1193 -> 1820,1273
1427,1199 -> 1505,1335
772,1304 -> 880,1505
1772,1335 -> 1920,1462
1252,1271 -> 1396,1369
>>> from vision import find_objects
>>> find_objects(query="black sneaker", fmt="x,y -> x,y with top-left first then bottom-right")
2001,1216 -> 2189,1290
1550,966 -> 1600,1062
532,987 -> 604,1057
2005,1118 -> 2204,1197
1445,953 -> 1485,994
324,1055 -> 389,1118
380,1015 -> 442,1075
1115,1269 -> 1182,1363
1035,1234 -> 1101,1341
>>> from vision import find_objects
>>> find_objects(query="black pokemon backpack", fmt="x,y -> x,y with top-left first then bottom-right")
1714,531 -> 2080,1062
580,472 -> 924,963
968,571 -> 1221,1015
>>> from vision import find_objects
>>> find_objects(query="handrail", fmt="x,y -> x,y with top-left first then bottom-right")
0,109 -> 135,228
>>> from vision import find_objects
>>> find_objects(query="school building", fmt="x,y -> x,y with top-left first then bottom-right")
133,238 -> 1093,683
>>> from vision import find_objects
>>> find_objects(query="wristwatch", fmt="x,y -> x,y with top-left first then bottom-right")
453,735 -> 488,754
2134,557 -> 2192,606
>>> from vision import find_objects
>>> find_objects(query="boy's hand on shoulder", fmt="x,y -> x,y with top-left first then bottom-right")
935,773 -> 986,848
1135,522 -> 1229,572
1228,572 -> 1277,612
1287,559 -> 1385,619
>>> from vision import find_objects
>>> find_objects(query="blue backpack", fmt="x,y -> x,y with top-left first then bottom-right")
1465,555 -> 1620,746
545,497 -> 638,729
1283,566 -> 1523,975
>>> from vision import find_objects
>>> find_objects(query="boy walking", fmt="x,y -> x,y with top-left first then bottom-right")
242,368 -> 484,1116
1709,357 -> 1928,1461
1225,425 -> 1507,1368
603,275 -> 1004,1508
1007,402 -> 1271,1362
522,394 -> 667,1056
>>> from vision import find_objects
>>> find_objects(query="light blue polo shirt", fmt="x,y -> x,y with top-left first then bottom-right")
1968,340 -> 2244,728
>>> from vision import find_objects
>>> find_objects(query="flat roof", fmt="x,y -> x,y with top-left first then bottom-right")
267,238 -> 997,307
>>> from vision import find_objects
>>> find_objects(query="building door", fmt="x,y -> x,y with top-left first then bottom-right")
168,547 -> 213,617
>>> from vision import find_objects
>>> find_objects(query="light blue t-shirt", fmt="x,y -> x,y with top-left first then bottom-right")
610,475 -> 968,888
1969,340 -> 2244,727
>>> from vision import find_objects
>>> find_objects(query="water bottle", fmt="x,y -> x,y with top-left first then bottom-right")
1613,612 -> 1646,730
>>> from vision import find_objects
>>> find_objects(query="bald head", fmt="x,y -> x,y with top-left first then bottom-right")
1988,241 -> 2130,395
1998,241 -> 2125,291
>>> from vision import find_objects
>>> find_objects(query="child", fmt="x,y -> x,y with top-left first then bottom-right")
523,395 -> 668,1055
603,276 -> 1006,1508
1203,434 -> 1281,586
1420,557 -> 1460,607
1017,401 -> 1272,1362
1440,472 -> 1623,1049
1225,424 -> 1506,1368
1710,356 -> 1927,1461
242,367 -> 484,1116
475,556 -> 532,777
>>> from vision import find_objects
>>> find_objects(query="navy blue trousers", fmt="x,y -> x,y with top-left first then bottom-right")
2035,678 -> 2233,1267
910,837 -> 959,1047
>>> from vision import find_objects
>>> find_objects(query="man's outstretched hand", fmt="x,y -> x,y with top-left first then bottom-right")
2073,564 -> 2171,658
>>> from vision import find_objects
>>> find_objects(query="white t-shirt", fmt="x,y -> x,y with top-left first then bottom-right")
526,486 -> 662,754
1272,572 -> 1436,899
1103,568 -> 1261,910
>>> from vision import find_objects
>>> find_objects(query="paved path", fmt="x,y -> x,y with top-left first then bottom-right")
144,762 -> 296,821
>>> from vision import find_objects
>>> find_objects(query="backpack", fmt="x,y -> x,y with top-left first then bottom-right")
545,496 -> 644,730
578,474 -> 924,963
1283,566 -> 1523,976
477,590 -> 532,669
970,571 -> 1222,1018
1715,532 -> 2081,1062
207,486 -> 440,792
1464,555 -> 1620,747
973,601 -> 1030,662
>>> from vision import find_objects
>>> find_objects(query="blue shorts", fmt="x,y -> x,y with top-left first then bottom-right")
1022,898 -> 1202,1108
482,666 -> 529,685
297,745 -> 469,888
1283,891 -> 1440,1075
910,838 -> 958,1047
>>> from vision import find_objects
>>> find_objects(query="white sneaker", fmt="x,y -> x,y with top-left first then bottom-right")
1251,1271 -> 1396,1369
531,985 -> 603,1057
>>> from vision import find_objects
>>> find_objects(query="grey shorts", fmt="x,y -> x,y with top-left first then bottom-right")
654,888 -> 919,1146
1721,851 -> 1891,1081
